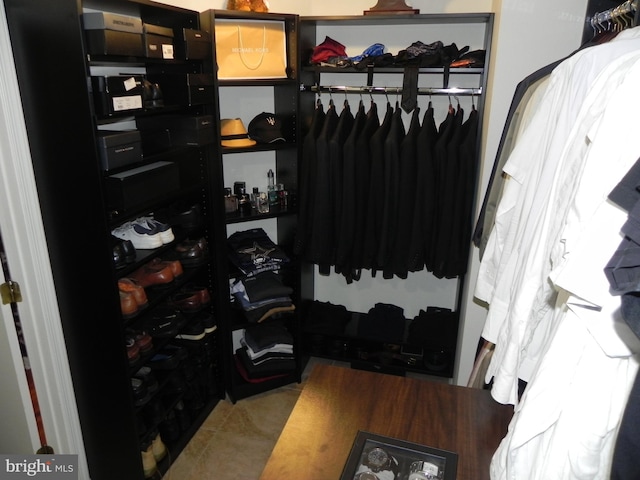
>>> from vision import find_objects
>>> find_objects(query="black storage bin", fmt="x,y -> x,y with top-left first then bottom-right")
143,23 -> 174,59
83,11 -> 143,32
137,114 -> 215,147
83,11 -> 144,57
105,161 -> 180,211
175,28 -> 211,60
85,30 -> 145,56
146,74 -> 214,106
91,75 -> 145,116
96,130 -> 142,171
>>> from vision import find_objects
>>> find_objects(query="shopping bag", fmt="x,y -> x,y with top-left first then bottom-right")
214,19 -> 287,79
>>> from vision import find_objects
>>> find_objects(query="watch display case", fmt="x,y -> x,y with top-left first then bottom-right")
341,431 -> 458,480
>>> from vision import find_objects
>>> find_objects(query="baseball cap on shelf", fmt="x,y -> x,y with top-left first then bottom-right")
220,118 -> 256,148
248,112 -> 286,144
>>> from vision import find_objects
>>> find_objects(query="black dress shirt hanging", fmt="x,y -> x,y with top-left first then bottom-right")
389,106 -> 421,279
308,100 -> 339,269
378,102 -> 406,278
362,102 -> 394,271
294,99 -> 325,258
351,101 -> 381,276
407,103 -> 438,273
328,99 -> 355,273
335,100 -> 367,281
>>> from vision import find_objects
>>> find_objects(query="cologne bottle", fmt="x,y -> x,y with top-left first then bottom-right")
267,169 -> 278,206
224,187 -> 238,213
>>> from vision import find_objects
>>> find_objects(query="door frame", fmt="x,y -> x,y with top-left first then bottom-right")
0,2 -> 88,474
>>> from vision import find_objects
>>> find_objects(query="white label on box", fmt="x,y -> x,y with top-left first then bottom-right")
162,44 -> 174,60
112,95 -> 142,112
123,77 -> 137,91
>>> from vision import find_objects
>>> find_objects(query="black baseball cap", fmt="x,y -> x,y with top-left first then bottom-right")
248,112 -> 286,144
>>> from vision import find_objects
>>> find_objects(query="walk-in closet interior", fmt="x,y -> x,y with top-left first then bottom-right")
1,0 -> 639,479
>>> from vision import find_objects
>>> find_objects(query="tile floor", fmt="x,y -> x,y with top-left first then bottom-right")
163,357 -> 340,480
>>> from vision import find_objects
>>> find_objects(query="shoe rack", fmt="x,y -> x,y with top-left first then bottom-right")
199,10 -> 305,403
4,0 -> 223,478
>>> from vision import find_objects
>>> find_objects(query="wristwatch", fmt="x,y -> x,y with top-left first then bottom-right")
408,460 -> 440,480
355,472 -> 380,480
363,447 -> 399,474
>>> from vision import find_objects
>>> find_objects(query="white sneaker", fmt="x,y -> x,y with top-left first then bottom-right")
112,222 -> 163,250
137,216 -> 175,245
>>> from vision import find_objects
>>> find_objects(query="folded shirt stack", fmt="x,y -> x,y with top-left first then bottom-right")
230,270 -> 295,323
236,322 -> 296,379
227,228 -> 290,277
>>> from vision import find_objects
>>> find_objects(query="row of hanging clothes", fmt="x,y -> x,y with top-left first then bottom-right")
470,1 -> 640,479
293,88 -> 480,283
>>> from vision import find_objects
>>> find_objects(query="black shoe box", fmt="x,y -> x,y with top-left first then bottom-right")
83,11 -> 143,33
85,29 -> 145,57
175,28 -> 211,60
143,23 -> 174,59
105,161 -> 180,212
146,73 -> 214,107
96,130 -> 142,171
91,75 -> 145,117
137,114 -> 215,147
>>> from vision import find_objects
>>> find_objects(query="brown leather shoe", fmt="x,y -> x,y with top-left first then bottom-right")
183,284 -> 211,307
120,291 -> 139,319
149,257 -> 183,279
119,278 -> 148,309
131,262 -> 174,288
134,331 -> 154,353
125,336 -> 140,364
171,291 -> 202,313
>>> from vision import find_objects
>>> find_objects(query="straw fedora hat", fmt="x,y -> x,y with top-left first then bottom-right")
220,118 -> 256,147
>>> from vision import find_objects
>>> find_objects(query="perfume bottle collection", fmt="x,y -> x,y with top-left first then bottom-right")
224,169 -> 288,216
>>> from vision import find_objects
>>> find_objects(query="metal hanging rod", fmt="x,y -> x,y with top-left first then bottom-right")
302,85 -> 482,96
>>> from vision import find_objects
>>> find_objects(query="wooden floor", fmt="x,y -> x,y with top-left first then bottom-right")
164,358 -> 508,480
163,358 -> 331,480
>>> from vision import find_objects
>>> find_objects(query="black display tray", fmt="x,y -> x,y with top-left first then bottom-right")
341,431 -> 458,480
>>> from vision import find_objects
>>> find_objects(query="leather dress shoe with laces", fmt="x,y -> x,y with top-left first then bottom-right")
131,262 -> 174,288
120,291 -> 140,319
171,291 -> 203,313
118,278 -> 148,309
148,257 -> 183,279
172,237 -> 208,267
183,283 -> 211,307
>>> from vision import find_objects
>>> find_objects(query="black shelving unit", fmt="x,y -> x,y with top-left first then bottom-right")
199,10 -> 303,403
297,13 -> 494,379
3,0 -> 224,478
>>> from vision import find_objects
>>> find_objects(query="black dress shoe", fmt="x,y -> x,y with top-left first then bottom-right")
111,235 -> 136,268
171,237 -> 208,267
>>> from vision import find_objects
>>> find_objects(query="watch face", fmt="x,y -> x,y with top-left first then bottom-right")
366,447 -> 389,472
356,472 -> 380,480
409,461 -> 439,479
